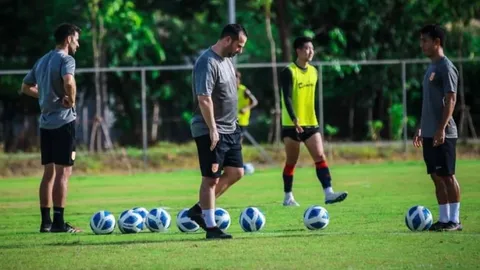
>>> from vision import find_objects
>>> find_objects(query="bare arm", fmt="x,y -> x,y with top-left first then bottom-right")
245,89 -> 258,110
438,92 -> 456,131
280,68 -> 297,122
63,74 -> 76,106
21,83 -> 39,98
198,95 -> 216,131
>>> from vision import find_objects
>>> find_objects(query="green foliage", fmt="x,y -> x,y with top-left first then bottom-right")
367,120 -> 384,141
1,0 -> 479,145
388,103 -> 417,140
325,124 -> 340,138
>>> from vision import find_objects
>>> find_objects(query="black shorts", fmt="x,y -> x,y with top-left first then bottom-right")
194,130 -> 243,178
422,137 -> 456,176
40,121 -> 76,166
238,125 -> 247,136
282,126 -> 320,142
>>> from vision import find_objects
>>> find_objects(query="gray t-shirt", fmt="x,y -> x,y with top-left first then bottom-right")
23,49 -> 76,129
190,48 -> 238,137
421,56 -> 458,138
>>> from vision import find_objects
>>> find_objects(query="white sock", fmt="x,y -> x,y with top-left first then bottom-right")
448,202 -> 460,223
202,209 -> 216,228
284,192 -> 293,200
324,187 -> 334,196
439,204 -> 449,223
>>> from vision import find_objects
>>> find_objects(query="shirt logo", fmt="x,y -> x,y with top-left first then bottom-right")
298,82 -> 314,89
429,72 -> 435,81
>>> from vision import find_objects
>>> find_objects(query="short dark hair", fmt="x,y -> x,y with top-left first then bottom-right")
420,24 -> 446,47
220,24 -> 248,40
293,36 -> 313,51
54,23 -> 81,44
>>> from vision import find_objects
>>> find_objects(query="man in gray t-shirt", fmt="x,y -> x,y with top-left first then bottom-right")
414,24 -> 462,232
186,24 -> 248,240
21,23 -> 82,234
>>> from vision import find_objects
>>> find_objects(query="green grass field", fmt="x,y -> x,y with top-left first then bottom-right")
1,160 -> 479,269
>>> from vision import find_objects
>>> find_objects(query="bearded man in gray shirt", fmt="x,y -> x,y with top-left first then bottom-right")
21,23 -> 82,233
414,24 -> 462,232
186,24 -> 248,240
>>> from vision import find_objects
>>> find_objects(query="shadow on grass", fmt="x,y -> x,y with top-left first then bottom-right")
0,229 -> 329,249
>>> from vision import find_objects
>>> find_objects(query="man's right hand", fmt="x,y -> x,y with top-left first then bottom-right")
413,128 -> 422,148
209,128 -> 219,151
293,119 -> 304,134
62,96 -> 75,108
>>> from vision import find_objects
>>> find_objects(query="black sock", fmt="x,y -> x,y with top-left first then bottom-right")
53,207 -> 64,226
191,203 -> 202,214
283,164 -> 295,193
40,207 -> 52,225
315,161 -> 332,189
283,175 -> 293,193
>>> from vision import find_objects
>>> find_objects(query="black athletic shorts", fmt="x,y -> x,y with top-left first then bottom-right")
238,125 -> 247,136
40,121 -> 76,166
282,126 -> 320,142
422,137 -> 456,176
194,129 -> 243,178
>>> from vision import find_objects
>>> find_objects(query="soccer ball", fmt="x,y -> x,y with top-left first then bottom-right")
239,207 -> 265,232
176,208 -> 200,233
90,210 -> 116,235
303,205 -> 329,230
118,209 -> 144,234
215,208 -> 231,231
146,208 -> 171,232
405,205 -> 433,231
243,163 -> 255,175
133,207 -> 149,223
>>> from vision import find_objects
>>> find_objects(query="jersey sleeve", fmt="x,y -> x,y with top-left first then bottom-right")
61,56 -> 76,77
194,58 -> 217,96
314,76 -> 320,125
440,63 -> 458,94
280,68 -> 297,121
23,62 -> 37,85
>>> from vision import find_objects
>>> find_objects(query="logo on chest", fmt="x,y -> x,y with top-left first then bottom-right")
297,82 -> 314,89
429,72 -> 435,81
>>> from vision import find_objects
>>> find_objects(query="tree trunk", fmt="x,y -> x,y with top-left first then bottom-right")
89,0 -> 102,152
348,96 -> 355,140
151,100 -> 160,142
264,1 -> 281,144
275,0 -> 291,62
100,17 -> 109,149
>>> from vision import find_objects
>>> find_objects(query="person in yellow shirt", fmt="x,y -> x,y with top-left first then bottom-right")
280,36 -> 348,206
236,70 -> 258,142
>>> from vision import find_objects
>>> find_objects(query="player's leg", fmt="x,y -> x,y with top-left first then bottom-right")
436,138 -> 462,231
303,130 -> 347,204
215,131 -> 244,198
282,129 -> 301,206
423,137 -> 449,231
188,134 -> 231,239
39,128 -> 54,232
49,121 -> 81,233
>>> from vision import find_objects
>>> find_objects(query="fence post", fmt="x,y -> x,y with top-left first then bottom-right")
141,69 -> 148,167
401,61 -> 407,152
318,64 -> 324,135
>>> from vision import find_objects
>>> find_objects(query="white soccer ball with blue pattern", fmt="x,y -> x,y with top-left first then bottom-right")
90,210 -> 116,235
405,205 -> 433,231
146,208 -> 171,232
118,209 -> 144,233
132,207 -> 149,224
303,205 -> 329,230
243,163 -> 255,175
214,208 -> 231,230
176,208 -> 199,233
239,207 -> 265,232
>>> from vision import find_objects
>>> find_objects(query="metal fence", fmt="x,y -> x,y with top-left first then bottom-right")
1,57 -> 479,164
